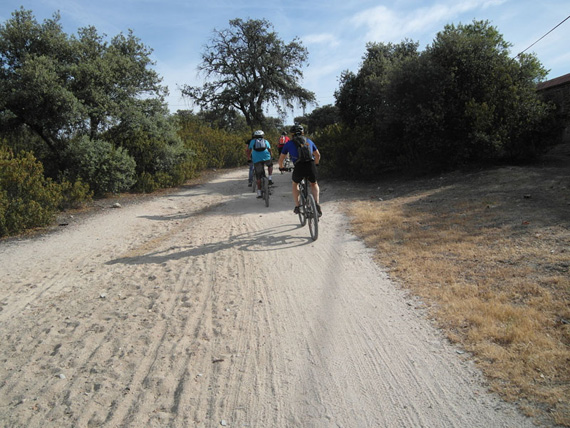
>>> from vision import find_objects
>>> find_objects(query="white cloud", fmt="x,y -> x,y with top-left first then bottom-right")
350,0 -> 507,43
302,33 -> 340,48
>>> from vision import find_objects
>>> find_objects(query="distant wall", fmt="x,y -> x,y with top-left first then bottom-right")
537,73 -> 570,144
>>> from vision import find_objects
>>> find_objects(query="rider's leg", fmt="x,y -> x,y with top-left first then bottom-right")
310,181 -> 322,216
292,180 -> 300,207
310,182 -> 320,204
254,162 -> 263,195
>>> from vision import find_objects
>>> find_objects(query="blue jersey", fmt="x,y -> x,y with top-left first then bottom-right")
249,139 -> 271,163
282,138 -> 317,164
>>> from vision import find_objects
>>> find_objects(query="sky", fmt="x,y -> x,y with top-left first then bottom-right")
1,0 -> 569,123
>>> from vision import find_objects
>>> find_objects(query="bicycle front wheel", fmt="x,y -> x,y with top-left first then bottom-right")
307,194 -> 319,241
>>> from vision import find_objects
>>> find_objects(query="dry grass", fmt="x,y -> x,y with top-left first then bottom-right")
341,144 -> 570,426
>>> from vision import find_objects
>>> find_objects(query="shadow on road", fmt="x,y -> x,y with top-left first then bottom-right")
106,223 -> 313,266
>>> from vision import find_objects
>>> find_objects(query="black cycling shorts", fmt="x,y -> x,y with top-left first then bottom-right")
254,160 -> 272,179
292,161 -> 317,184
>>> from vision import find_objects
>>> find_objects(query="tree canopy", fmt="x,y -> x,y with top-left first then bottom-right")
322,20 -> 554,177
181,18 -> 315,130
0,8 -> 184,194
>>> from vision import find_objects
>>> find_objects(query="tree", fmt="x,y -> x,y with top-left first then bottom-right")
0,8 -> 178,189
331,41 -> 420,174
181,18 -> 315,130
335,40 -> 419,128
326,20 -> 553,176
299,104 -> 340,133
195,108 -> 249,133
414,20 -> 552,165
0,8 -> 83,155
70,27 -> 169,140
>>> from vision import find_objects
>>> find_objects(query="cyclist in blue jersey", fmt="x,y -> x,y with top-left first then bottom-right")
278,125 -> 322,216
246,130 -> 274,198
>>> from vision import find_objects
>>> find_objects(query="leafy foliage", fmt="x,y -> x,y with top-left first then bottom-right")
181,18 -> 315,129
0,7 -> 170,178
0,9 -> 83,156
57,177 -> 93,210
327,20 -> 555,176
176,111 -> 249,171
0,145 -> 62,236
64,135 -> 136,196
295,104 -> 340,134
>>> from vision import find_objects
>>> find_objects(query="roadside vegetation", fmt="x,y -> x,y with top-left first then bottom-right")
1,7 -> 568,425
344,147 -> 569,425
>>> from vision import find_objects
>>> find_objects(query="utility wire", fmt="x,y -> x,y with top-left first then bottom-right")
515,14 -> 570,58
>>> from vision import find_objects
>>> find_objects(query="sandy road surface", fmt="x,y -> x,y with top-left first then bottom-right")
0,168 -> 536,428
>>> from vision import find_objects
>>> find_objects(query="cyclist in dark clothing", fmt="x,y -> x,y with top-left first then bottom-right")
278,125 -> 322,216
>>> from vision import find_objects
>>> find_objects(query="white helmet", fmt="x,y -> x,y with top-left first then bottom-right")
253,130 -> 264,138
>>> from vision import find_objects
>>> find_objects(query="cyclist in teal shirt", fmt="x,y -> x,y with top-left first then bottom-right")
246,130 -> 274,198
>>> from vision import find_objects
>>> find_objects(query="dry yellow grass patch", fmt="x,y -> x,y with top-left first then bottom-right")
344,152 -> 570,426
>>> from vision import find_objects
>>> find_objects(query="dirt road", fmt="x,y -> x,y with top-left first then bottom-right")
0,168 -> 536,427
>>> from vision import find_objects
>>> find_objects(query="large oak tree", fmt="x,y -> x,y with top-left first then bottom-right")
182,18 -> 315,129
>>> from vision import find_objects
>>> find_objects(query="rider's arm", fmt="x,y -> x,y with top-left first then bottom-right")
278,153 -> 286,169
313,149 -> 321,166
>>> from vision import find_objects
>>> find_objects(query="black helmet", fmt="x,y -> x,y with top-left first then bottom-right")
290,124 -> 304,135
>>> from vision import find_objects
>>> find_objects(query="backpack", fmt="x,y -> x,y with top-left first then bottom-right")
253,137 -> 267,152
278,135 -> 287,147
294,135 -> 312,163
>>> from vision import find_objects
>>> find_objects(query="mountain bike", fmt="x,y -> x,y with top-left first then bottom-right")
297,177 -> 318,240
281,155 -> 293,173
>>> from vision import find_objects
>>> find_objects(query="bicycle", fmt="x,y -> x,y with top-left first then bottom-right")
281,155 -> 293,173
297,177 -> 319,240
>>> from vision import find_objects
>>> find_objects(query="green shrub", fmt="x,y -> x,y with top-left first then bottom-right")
133,171 -> 159,193
316,124 -> 379,179
0,146 -> 62,237
177,114 -> 248,171
65,136 -> 136,196
58,178 -> 93,210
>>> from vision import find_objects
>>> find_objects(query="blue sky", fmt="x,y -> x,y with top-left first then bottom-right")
2,0 -> 569,122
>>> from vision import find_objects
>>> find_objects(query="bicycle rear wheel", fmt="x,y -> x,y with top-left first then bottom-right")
263,177 -> 269,207
307,194 -> 319,241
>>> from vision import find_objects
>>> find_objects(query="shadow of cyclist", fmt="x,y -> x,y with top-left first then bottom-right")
105,223 -> 314,266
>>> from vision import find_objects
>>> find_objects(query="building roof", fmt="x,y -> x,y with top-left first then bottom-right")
537,73 -> 570,91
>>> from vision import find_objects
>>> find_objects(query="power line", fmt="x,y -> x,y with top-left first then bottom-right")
515,14 -> 570,58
